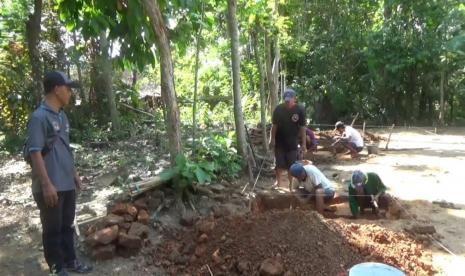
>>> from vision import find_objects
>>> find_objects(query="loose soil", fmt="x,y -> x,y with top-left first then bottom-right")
154,209 -> 434,275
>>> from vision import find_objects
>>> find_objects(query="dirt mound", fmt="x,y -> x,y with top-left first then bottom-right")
152,209 -> 435,276
154,210 -> 362,275
332,222 -> 434,275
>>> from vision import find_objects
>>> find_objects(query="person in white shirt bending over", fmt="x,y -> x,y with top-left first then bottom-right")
289,161 -> 335,214
333,121 -> 364,158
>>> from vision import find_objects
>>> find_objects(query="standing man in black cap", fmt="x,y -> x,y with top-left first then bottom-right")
269,88 -> 307,190
24,71 -> 93,275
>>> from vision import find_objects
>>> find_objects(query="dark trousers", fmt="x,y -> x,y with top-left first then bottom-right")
33,190 -> 76,273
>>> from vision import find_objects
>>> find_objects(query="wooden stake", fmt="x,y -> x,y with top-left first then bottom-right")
362,121 -> 366,138
385,124 -> 395,150
350,113 -> 359,127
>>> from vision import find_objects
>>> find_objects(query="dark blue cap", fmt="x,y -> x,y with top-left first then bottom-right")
283,88 -> 296,102
43,71 -> 80,93
351,170 -> 366,186
289,163 -> 305,178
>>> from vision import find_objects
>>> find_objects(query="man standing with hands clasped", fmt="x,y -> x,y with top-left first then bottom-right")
25,71 -> 92,275
269,88 -> 307,190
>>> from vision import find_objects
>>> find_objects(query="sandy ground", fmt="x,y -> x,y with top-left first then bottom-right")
1,128 -> 465,275
322,129 -> 465,276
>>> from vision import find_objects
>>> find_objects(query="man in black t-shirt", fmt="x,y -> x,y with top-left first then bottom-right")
269,88 -> 307,189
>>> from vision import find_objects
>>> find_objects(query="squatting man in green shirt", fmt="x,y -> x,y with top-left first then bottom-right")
349,170 -> 391,219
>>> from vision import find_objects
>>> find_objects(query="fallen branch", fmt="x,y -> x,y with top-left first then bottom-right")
129,175 -> 169,197
120,102 -> 156,118
77,214 -> 106,226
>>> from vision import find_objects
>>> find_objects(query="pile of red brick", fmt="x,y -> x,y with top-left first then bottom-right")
85,199 -> 150,260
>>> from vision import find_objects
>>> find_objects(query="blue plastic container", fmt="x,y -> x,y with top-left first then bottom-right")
349,262 -> 405,276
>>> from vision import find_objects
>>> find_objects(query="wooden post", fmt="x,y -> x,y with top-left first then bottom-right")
385,124 -> 395,150
351,113 -> 359,127
362,121 -> 366,138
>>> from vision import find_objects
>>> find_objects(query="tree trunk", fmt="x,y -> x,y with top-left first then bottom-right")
192,30 -> 202,156
272,35 -> 281,99
226,0 -> 248,165
143,0 -> 182,164
251,28 -> 269,152
99,31 -> 120,130
25,0 -> 43,104
265,33 -> 279,112
439,70 -> 445,126
72,31 -> 86,104
131,69 -> 138,89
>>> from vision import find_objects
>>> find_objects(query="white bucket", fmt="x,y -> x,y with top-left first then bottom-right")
349,262 -> 405,276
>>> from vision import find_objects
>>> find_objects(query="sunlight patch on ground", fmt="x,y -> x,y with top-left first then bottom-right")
0,159 -> 28,176
432,253 -> 465,276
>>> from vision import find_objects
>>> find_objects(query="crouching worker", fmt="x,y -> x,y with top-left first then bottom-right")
349,170 -> 390,218
289,162 -> 335,213
333,121 -> 364,158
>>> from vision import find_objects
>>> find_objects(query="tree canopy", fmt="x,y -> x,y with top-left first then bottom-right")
1,0 -> 465,154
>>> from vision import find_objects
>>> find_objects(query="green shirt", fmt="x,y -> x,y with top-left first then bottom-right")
348,172 -> 386,216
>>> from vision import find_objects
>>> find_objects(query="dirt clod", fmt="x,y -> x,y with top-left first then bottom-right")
196,219 -> 215,234
198,233 -> 208,243
236,260 -> 250,273
91,244 -> 116,260
259,258 -> 284,276
180,212 -> 197,227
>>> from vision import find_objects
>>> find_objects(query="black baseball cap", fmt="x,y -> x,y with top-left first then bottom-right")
43,71 -> 80,93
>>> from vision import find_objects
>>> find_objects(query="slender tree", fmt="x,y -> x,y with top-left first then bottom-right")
25,0 -> 43,104
251,27 -> 269,152
98,31 -> 120,130
143,0 -> 182,163
226,0 -> 248,164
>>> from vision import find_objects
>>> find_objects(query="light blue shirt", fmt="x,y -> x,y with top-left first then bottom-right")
26,102 -> 75,193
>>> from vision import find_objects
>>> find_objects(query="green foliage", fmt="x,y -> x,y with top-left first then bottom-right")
160,153 -> 215,198
160,132 -> 241,198
196,132 -> 242,179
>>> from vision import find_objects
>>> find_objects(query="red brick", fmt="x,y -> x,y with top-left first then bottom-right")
126,203 -> 138,217
118,232 -> 142,249
104,214 -> 124,227
128,222 -> 149,238
134,198 -> 148,211
124,214 -> 134,222
86,225 -> 119,246
111,203 -> 127,215
137,209 -> 150,225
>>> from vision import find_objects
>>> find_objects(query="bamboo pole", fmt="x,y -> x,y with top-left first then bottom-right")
350,113 -> 359,127
385,124 -> 395,150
